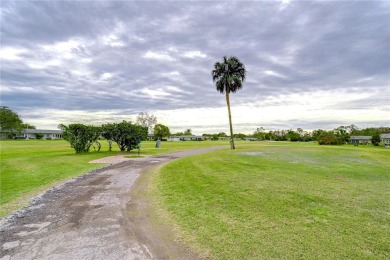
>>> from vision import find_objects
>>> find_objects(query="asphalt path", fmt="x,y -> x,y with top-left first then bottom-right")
0,146 -> 225,260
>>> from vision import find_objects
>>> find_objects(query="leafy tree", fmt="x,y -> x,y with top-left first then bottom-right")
154,124 -> 170,140
183,129 -> 192,135
285,129 -> 300,141
0,106 -> 23,133
111,121 -> 148,151
21,123 -> 36,129
35,133 -> 44,139
101,123 -> 116,151
334,126 -> 350,144
316,131 -> 344,145
233,133 -> 247,140
253,127 -> 266,140
372,133 -> 381,146
212,56 -> 246,149
59,124 -> 101,153
136,112 -> 157,134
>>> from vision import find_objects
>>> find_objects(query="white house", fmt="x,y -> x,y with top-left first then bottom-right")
380,133 -> 390,147
18,129 -> 63,139
169,135 -> 205,141
350,136 -> 372,145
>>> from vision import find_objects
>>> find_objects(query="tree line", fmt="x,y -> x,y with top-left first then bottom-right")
202,125 -> 390,146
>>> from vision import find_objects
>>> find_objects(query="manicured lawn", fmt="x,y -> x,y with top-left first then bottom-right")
0,139 -> 228,216
152,142 -> 390,259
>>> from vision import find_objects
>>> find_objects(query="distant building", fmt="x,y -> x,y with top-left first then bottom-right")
350,136 -> 372,145
380,133 -> 390,148
18,129 -> 63,139
169,135 -> 205,141
244,138 -> 259,141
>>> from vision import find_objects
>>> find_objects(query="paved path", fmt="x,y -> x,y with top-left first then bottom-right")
0,147 -> 225,260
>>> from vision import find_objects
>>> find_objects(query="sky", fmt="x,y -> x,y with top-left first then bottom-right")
1,0 -> 389,135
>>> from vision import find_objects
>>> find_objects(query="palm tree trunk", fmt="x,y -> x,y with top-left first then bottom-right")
225,91 -> 235,149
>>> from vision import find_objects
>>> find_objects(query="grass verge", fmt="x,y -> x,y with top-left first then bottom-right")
152,142 -> 390,259
0,139 -> 227,217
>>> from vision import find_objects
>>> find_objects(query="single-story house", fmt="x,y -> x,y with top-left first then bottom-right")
169,135 -> 205,141
17,129 -> 63,139
380,133 -> 390,147
350,136 -> 372,145
245,138 -> 259,141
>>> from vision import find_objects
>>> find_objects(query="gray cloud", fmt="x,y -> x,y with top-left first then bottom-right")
1,0 -> 389,132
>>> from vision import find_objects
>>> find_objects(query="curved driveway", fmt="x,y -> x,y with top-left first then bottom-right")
0,146 -> 225,260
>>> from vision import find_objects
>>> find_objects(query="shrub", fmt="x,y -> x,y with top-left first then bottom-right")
372,133 -> 381,146
59,124 -> 101,153
317,135 -> 344,145
36,133 -> 44,139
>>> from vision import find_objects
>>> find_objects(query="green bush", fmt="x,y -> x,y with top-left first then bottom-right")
36,133 -> 44,139
372,133 -> 381,146
59,124 -> 101,153
318,135 -> 343,145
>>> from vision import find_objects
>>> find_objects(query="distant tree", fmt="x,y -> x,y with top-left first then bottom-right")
35,133 -> 44,139
316,130 -> 344,145
334,126 -> 350,144
0,106 -> 23,133
218,132 -> 227,137
301,131 -> 312,142
212,56 -> 246,149
233,133 -> 247,140
253,127 -> 266,140
59,124 -> 101,153
183,129 -> 192,136
202,133 -> 219,140
21,123 -> 36,129
154,124 -> 170,140
136,112 -> 157,134
285,129 -> 300,141
312,129 -> 327,141
372,133 -> 381,146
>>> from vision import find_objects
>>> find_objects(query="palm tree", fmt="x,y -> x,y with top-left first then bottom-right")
212,56 -> 246,149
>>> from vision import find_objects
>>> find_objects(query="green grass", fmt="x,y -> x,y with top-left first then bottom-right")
152,142 -> 390,259
0,139 -> 228,216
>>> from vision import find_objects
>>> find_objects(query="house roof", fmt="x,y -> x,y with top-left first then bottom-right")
24,129 -> 62,134
380,133 -> 390,139
170,135 -> 205,139
350,136 -> 372,140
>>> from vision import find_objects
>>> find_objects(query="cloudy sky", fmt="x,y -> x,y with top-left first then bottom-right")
1,0 -> 389,134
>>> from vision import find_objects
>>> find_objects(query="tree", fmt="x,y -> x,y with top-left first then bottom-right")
285,129 -> 300,141
110,121 -> 148,151
372,133 -> 381,146
21,123 -> 36,129
136,112 -> 157,134
59,124 -> 101,153
183,129 -> 192,135
253,127 -> 265,140
334,126 -> 350,144
101,123 -> 116,151
0,106 -> 23,133
154,124 -> 170,140
212,56 -> 246,149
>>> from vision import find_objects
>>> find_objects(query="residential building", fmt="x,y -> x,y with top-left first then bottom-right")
380,133 -> 390,148
350,136 -> 372,145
